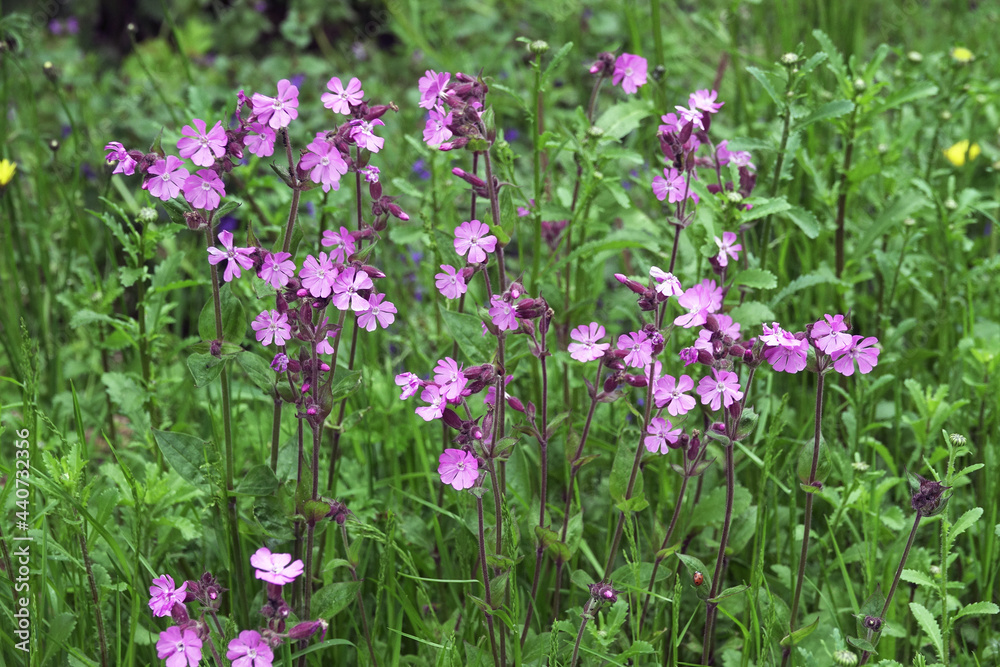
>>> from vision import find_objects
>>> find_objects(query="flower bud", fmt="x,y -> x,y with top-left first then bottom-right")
289,619 -> 329,641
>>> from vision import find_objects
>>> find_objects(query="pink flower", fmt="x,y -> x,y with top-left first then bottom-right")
301,134 -> 348,193
617,331 -> 653,369
177,118 -> 227,167
433,357 -> 467,400
674,279 -> 723,328
674,105 -> 704,130
357,293 -> 396,331
653,374 -> 696,416
435,265 -> 467,299
320,226 -> 356,263
250,547 -> 304,585
252,310 -> 291,346
716,140 -> 755,171
332,267 -> 373,311
259,251 -> 295,289
689,89 -> 724,114
350,119 -> 385,153
612,53 -> 648,94
182,169 -> 226,210
644,417 -> 682,454
761,322 -> 808,373
568,322 -> 610,362
104,141 -> 136,175
697,368 -> 744,411
395,372 -> 421,400
489,295 -> 518,331
714,231 -> 742,267
227,630 -> 274,667
649,267 -> 683,297
361,165 -> 380,183
454,220 -> 497,264
243,122 -> 276,158
251,79 -> 299,129
207,230 -> 254,282
316,330 -> 337,355
831,335 -> 880,376
658,113 -> 683,134
157,626 -> 202,667
438,448 -> 478,490
423,109 -> 453,147
148,574 -> 187,617
143,156 -> 189,201
652,168 -> 695,204
811,314 -> 851,354
484,375 -> 513,406
299,252 -> 337,298
418,70 -> 451,109
322,76 -> 364,115
415,384 -> 446,421
679,347 -> 698,366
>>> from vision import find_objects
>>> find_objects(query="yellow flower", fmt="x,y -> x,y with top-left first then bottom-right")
943,140 -> 981,167
0,159 -> 16,186
950,47 -> 974,63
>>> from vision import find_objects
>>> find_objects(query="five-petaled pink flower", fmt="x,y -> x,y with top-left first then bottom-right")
618,331 -> 653,369
243,122 -> 276,158
423,109 -> 453,147
321,226 -> 356,263
418,70 -> 451,109
652,168 -> 696,204
301,134 -> 348,193
227,630 -> 274,667
322,76 -> 364,115
434,357 -> 467,400
144,155 -> 189,201
438,448 -> 479,490
252,310 -> 291,347
697,368 -> 744,411
177,118 -> 227,167
149,574 -> 187,617
568,322 -> 610,362
761,322 -> 808,373
714,231 -> 742,268
350,119 -> 385,152
831,335 -> 880,376
674,105 -> 704,130
183,169 -> 226,210
488,295 -> 518,331
689,89 -> 724,114
674,279 -> 723,328
644,417 -> 682,454
299,252 -> 337,298
357,293 -> 396,331
454,220 -> 497,264
259,251 -> 296,289
104,141 -> 137,175
207,230 -> 254,282
649,266 -> 683,298
653,374 -> 696,416
435,265 -> 467,300
811,314 -> 852,354
250,547 -> 304,585
332,267 -> 374,311
251,79 -> 299,129
415,384 -> 446,421
157,626 -> 203,667
395,372 -> 421,400
612,53 -> 648,94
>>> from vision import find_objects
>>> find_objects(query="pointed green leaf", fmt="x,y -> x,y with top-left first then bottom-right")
909,601 -> 943,661
953,601 -> 999,622
780,615 -> 819,647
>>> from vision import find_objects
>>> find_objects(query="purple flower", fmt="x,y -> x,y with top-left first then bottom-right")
674,279 -> 723,328
252,310 -> 291,346
644,417 -> 682,454
484,375 -> 513,406
652,168 -> 696,204
357,293 -> 396,331
418,70 -> 451,110
251,79 -> 299,129
658,113 -> 683,134
320,226 -> 356,263
259,251 -> 296,289
649,266 -> 683,297
831,335 -> 880,376
413,158 -> 431,180
250,547 -> 304,585
322,76 -> 364,115
761,322 -> 808,373
697,369 -> 744,411
299,252 -> 337,298
689,89 -> 724,114
271,353 -> 289,372
454,220 -> 497,264
301,134 -> 348,193
568,322 -> 610,362
716,140 -> 755,171
674,105 -> 705,130
433,357 -> 467,400
395,372 -> 421,400
714,231 -> 742,267
618,331 -> 653,368
244,122 -> 276,158
227,630 -> 274,667
811,314 -> 851,354
182,169 -> 226,210
316,330 -> 338,355
653,374 -> 696,415
679,347 -> 698,366
157,626 -> 202,667
350,119 -> 385,153
148,574 -> 187,617
361,166 -> 380,183
488,295 -> 518,331
143,156 -> 189,201
438,448 -> 478,490
435,264 -> 468,299
332,267 -> 374,311
104,141 -> 136,175
612,53 -> 648,94
207,230 -> 254,282
423,109 -> 454,147
177,118 -> 227,167
415,385 -> 446,421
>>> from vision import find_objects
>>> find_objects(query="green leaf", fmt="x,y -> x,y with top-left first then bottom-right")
541,41 -> 574,89
214,199 -> 243,219
741,196 -> 791,223
439,304 -> 494,362
609,438 -> 641,504
595,99 -> 653,141
187,352 -> 224,387
329,368 -> 363,403
872,81 -> 938,114
710,584 -> 749,603
854,191 -> 929,257
793,100 -> 854,130
953,601 -> 999,621
236,351 -> 276,394
899,569 -> 935,587
235,465 -> 280,496
152,429 -> 212,491
780,615 -> 819,647
676,553 -> 711,591
909,601 -> 943,661
846,636 -> 877,653
198,283 -> 246,343
733,269 -> 777,290
725,137 -> 774,153
783,206 -> 821,239
162,197 -> 193,226
729,301 -> 776,329
746,66 -> 783,107
770,269 -> 840,307
949,507 -> 983,544
312,580 -> 363,618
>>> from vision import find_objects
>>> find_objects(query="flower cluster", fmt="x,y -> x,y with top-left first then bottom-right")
589,51 -> 649,94
418,69 -> 490,150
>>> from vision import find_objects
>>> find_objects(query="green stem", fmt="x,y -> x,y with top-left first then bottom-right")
834,105 -> 859,279
476,494 -> 501,667
531,51 -> 544,291
758,73 -> 795,270
341,523 -> 379,667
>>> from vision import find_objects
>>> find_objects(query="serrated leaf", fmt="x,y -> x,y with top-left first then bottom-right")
595,99 -> 653,141
741,196 -> 792,223
909,601 -> 943,661
900,569 -> 935,587
949,507 -> 983,543
783,206 -> 821,239
313,580 -> 363,618
780,615 -> 819,647
953,601 -> 999,621
235,465 -> 280,496
746,66 -> 784,106
733,269 -> 777,290
794,100 -> 854,130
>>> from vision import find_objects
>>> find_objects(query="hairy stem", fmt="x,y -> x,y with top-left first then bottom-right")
341,523 -> 379,667
640,471 -> 692,628
834,104 -> 860,278
477,494 -> 501,667
79,517 -> 109,667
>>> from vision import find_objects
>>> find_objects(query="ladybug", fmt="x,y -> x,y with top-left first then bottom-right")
693,571 -> 704,587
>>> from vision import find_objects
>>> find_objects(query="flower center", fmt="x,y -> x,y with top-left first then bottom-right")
201,182 -> 212,191
456,461 -> 465,470
624,67 -> 633,76
320,156 -> 330,167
